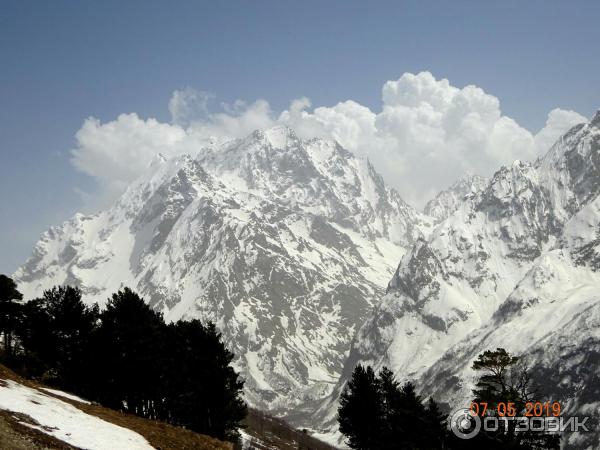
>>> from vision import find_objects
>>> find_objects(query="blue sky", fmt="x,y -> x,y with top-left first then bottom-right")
1,0 -> 599,274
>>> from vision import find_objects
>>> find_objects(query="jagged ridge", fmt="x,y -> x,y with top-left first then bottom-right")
14,126 -> 431,419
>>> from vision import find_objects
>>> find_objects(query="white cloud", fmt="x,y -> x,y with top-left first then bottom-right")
281,73 -> 585,206
71,114 -> 188,207
533,108 -> 587,155
71,73 -> 588,210
168,87 -> 213,126
191,99 -> 276,138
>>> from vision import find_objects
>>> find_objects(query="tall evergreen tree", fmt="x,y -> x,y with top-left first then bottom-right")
397,381 -> 430,449
16,286 -> 98,390
378,367 -> 404,449
163,320 -> 247,441
0,274 -> 23,359
472,348 -> 520,408
91,288 -> 166,417
15,297 -> 49,375
424,397 -> 448,448
338,364 -> 383,450
338,365 -> 384,450
339,365 -> 449,450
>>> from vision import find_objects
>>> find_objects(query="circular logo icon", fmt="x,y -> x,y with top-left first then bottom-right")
450,408 -> 481,440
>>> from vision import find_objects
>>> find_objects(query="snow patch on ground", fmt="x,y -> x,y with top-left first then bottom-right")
0,378 -> 153,450
40,387 -> 91,404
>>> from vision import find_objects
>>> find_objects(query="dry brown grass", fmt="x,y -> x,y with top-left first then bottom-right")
0,364 -> 232,450
0,409 -> 78,450
241,408 -> 338,450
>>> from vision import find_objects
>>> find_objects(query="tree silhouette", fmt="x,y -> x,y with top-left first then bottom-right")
163,320 -> 247,441
471,348 -> 560,449
338,365 -> 448,449
16,286 -> 98,390
4,282 -> 247,443
0,274 -> 23,359
378,367 -> 404,449
424,398 -> 447,448
91,288 -> 166,417
338,364 -> 383,449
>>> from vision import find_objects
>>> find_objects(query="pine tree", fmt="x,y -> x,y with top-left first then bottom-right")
163,320 -> 247,441
397,381 -> 429,449
16,286 -> 99,390
91,288 -> 166,417
338,364 -> 383,450
0,274 -> 23,359
378,367 -> 404,449
15,297 -> 49,375
471,348 -> 560,449
424,397 -> 448,448
338,365 -> 449,449
472,348 -> 519,408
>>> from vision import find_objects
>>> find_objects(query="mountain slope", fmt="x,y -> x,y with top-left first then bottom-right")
0,365 -> 231,450
14,126 -> 431,418
313,112 -> 600,448
423,173 -> 488,222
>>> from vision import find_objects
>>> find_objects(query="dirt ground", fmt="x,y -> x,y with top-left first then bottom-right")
0,364 -> 232,450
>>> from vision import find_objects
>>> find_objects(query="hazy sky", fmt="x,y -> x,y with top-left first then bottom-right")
1,0 -> 599,274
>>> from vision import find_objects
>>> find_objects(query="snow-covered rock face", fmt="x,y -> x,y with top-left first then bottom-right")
423,173 -> 488,222
14,126 -> 430,417
15,112 -> 600,446
314,113 -> 600,448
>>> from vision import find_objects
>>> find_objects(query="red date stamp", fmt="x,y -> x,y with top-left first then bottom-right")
469,401 -> 562,417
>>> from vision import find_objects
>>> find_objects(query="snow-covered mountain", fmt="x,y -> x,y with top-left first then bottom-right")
313,111 -> 600,448
423,173 -> 488,222
14,126 -> 431,417
14,109 -> 600,448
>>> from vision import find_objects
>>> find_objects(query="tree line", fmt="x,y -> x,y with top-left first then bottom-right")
0,273 -> 564,448
0,274 -> 246,442
338,348 -> 560,449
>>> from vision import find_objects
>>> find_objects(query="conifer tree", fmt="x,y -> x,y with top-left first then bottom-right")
424,397 -> 448,448
472,348 -> 519,408
378,367 -> 403,449
339,365 -> 449,449
18,286 -> 98,390
163,320 -> 247,441
91,288 -> 166,417
338,364 -> 384,450
471,348 -> 560,449
397,381 -> 429,449
0,274 -> 23,358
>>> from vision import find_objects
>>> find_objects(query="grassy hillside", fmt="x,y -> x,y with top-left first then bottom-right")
0,364 -> 232,450
0,363 -> 341,450
240,409 -> 338,450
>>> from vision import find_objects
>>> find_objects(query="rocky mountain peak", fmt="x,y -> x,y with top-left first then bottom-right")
314,108 -> 600,448
423,172 -> 488,222
13,127 -> 428,422
591,109 -> 600,128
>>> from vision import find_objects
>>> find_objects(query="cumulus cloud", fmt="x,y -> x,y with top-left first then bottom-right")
281,72 -> 585,205
191,99 -> 276,138
71,114 -> 188,206
71,72 -> 588,209
533,108 -> 587,155
168,87 -> 214,126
